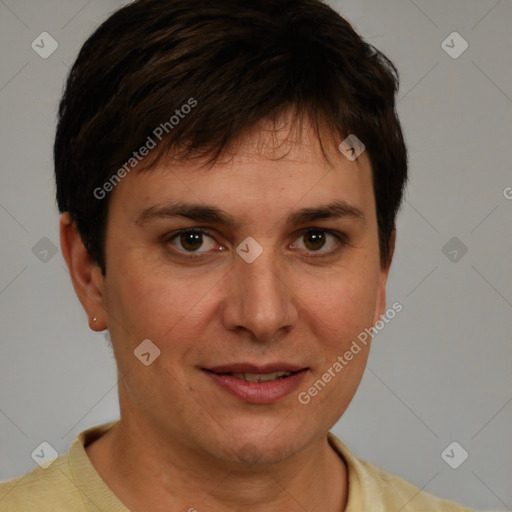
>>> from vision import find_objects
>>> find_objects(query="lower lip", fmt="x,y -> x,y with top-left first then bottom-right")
203,369 -> 308,404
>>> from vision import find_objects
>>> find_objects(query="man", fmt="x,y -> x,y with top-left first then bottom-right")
0,0 -> 473,510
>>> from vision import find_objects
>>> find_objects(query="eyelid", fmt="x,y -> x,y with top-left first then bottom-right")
290,228 -> 349,257
164,227 -> 349,257
165,227 -> 222,255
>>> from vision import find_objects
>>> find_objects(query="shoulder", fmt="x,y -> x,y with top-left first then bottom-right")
0,454 -> 81,511
355,456 -> 474,511
0,420 -> 122,512
327,432 -> 475,512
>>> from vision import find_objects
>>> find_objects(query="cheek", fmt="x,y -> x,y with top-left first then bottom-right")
294,269 -> 379,423
104,257 -> 220,349
301,265 -> 381,346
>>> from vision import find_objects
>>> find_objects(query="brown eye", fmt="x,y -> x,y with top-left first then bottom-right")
168,229 -> 217,253
291,229 -> 346,256
302,230 -> 327,251
179,231 -> 203,251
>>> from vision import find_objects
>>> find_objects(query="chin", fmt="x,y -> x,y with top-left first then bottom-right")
210,418 -> 315,467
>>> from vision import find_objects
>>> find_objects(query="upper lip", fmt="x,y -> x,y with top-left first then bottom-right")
205,363 -> 307,374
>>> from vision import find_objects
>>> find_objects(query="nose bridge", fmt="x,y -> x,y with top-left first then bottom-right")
223,243 -> 297,339
242,250 -> 283,300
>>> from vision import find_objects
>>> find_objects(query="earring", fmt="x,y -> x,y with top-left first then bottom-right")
93,316 -> 98,323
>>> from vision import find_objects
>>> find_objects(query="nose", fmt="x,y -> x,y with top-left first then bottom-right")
220,246 -> 299,342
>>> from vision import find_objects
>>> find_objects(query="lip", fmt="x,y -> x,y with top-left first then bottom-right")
202,363 -> 309,404
206,362 -> 306,374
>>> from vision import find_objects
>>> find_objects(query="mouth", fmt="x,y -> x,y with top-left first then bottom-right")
204,369 -> 301,382
222,370 -> 295,382
202,363 -> 309,403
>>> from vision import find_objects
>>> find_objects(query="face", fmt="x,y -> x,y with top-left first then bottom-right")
94,118 -> 391,466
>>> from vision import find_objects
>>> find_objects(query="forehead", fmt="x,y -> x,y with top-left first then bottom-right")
187,111 -> 364,170
109,113 -> 375,226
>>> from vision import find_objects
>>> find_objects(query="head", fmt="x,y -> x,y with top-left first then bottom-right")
57,0 -> 407,466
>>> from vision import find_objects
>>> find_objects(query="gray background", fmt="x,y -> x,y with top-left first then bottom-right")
1,1 -> 511,510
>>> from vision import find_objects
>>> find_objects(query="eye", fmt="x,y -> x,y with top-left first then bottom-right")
165,227 -> 347,258
290,229 -> 346,256
167,228 -> 221,253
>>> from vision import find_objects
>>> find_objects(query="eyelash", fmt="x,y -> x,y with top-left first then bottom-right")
164,228 -> 349,259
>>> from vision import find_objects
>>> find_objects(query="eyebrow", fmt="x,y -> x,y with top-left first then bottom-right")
136,199 -> 366,228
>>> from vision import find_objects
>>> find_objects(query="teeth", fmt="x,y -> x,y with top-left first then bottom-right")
231,371 -> 293,382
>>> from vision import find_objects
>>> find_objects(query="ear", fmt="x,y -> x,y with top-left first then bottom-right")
373,228 -> 396,325
60,213 -> 107,331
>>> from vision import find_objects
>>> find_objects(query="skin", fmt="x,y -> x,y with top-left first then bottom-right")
61,115 -> 394,512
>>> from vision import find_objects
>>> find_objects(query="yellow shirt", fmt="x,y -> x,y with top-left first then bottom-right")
0,421 -> 473,511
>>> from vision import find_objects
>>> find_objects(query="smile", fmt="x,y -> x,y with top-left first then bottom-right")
202,366 -> 309,404
223,371 -> 293,382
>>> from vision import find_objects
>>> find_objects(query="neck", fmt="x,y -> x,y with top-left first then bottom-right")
86,415 -> 348,512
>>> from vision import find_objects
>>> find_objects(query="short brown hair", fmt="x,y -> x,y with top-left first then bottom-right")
54,0 -> 407,272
